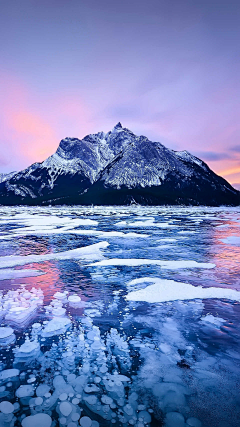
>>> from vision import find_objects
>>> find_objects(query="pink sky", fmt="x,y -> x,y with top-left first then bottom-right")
0,0 -> 239,189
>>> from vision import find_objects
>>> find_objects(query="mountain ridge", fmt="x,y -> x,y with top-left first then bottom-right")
0,123 -> 239,206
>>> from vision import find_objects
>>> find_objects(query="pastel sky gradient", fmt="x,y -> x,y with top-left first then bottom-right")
0,0 -> 240,189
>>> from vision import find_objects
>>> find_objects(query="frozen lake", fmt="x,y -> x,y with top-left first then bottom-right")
0,205 -> 240,427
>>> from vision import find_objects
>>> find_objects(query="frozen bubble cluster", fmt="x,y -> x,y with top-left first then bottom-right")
0,286 -> 44,327
0,314 -> 157,427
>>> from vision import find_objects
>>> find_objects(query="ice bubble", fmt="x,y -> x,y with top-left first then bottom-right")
68,295 -> 81,303
14,338 -> 40,359
0,369 -> 19,381
13,402 -> 20,412
16,384 -> 34,398
44,392 -> 51,398
54,292 -> 68,300
101,395 -> 113,405
71,412 -> 80,421
59,393 -> 68,401
0,401 -> 14,414
138,410 -> 151,423
60,401 -> 72,417
91,422 -> 99,427
165,412 -> 185,427
68,423 -> 78,427
36,384 -> 50,396
35,397 -> 43,405
0,327 -> 16,346
124,404 -> 134,416
52,307 -> 66,316
186,417 -> 202,427
21,413 -> 52,427
84,395 -> 98,405
27,377 -> 36,383
80,416 -> 92,427
32,323 -> 42,331
0,327 -> 14,339
84,385 -> 99,393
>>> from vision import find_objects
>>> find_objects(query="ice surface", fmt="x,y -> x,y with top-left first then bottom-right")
0,269 -> 44,280
90,258 -> 215,269
0,206 -> 239,427
126,278 -> 240,303
0,241 -> 109,268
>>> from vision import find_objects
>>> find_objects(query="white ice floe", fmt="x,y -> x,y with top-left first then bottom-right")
220,236 -> 240,245
0,269 -> 45,280
0,242 -> 109,269
115,219 -> 174,228
126,277 -> 240,303
89,258 -> 215,269
0,213 -> 98,229
0,228 -> 149,240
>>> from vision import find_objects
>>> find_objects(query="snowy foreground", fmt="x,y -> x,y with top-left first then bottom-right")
0,206 -> 239,427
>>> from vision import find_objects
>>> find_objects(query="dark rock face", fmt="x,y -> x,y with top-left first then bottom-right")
0,123 -> 239,206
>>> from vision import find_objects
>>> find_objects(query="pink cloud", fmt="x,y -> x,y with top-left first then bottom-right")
0,73 -> 92,172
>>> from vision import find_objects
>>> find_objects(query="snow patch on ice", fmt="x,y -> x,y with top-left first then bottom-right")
0,242 -> 109,268
126,277 -> 240,303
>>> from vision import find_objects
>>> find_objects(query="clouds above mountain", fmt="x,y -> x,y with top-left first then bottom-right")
0,0 -> 239,186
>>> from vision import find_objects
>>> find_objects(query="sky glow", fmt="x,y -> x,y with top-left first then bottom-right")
0,0 -> 239,188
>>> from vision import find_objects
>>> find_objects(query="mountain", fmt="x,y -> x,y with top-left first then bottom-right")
0,171 -> 17,183
0,123 -> 239,206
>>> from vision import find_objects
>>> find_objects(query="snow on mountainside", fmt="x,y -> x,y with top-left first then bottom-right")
0,171 -> 17,183
0,123 -> 239,206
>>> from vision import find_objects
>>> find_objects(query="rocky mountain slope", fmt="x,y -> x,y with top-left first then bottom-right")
0,123 -> 239,206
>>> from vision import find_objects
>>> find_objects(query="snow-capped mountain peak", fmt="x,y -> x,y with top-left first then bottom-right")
0,123 -> 239,206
